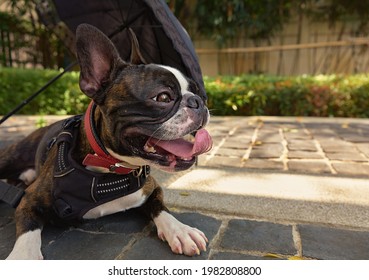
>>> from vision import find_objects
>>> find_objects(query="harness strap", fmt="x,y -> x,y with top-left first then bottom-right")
0,181 -> 25,208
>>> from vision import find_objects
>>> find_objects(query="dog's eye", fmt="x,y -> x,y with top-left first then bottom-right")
153,92 -> 172,103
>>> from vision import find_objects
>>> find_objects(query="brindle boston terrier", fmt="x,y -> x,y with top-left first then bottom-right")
0,24 -> 212,259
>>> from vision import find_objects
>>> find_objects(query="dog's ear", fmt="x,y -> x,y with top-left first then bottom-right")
128,28 -> 147,65
76,24 -> 123,103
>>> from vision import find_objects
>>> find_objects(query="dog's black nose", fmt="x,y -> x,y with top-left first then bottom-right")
187,95 -> 202,109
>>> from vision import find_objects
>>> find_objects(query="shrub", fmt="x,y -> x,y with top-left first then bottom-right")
0,67 -> 88,115
1,67 -> 369,118
205,74 -> 369,117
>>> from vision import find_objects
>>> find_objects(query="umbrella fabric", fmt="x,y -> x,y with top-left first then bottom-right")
40,0 -> 206,100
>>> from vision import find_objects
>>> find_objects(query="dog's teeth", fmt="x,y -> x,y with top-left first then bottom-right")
183,134 -> 195,143
144,144 -> 156,153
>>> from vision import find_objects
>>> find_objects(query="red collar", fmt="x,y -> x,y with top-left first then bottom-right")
82,101 -> 140,175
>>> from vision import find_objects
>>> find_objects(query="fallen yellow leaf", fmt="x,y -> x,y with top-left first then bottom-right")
263,253 -> 284,259
179,192 -> 190,197
288,256 -> 305,260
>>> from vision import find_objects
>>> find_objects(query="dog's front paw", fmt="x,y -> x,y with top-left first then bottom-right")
154,211 -> 208,256
6,229 -> 44,260
6,250 -> 43,260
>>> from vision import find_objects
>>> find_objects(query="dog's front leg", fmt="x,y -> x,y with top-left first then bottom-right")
6,179 -> 52,260
6,228 -> 43,260
140,183 -> 208,256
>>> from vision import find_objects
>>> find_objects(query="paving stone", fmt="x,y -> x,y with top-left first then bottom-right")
278,123 -> 301,130
238,119 -> 260,129
250,144 -> 283,159
284,131 -> 312,140
0,203 -> 14,226
299,224 -> 369,259
287,140 -> 317,151
120,212 -> 221,260
309,129 -> 338,140
319,139 -> 355,149
347,123 -> 369,131
326,152 -> 367,162
0,221 -> 16,259
261,123 -> 284,130
216,148 -> 247,157
339,134 -> 369,143
287,161 -> 331,174
332,163 -> 369,176
232,128 -> 255,136
208,135 -> 225,144
242,159 -> 284,170
79,210 -> 150,234
120,236 -> 202,260
0,203 -> 16,259
356,143 -> 369,158
208,130 -> 229,138
288,151 -> 323,159
197,155 -> 210,166
0,213 -> 13,228
41,225 -> 72,247
206,155 -> 242,167
43,229 -> 132,260
321,145 -> 358,153
222,139 -> 250,149
211,251 -> 281,260
220,220 -> 296,255
229,134 -> 254,143
3,210 -> 151,260
256,133 -> 282,143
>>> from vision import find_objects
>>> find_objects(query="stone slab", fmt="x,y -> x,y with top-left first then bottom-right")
220,219 -> 296,255
299,224 -> 369,260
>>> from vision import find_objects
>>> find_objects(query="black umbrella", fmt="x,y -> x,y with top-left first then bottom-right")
40,0 -> 206,100
0,0 -> 206,125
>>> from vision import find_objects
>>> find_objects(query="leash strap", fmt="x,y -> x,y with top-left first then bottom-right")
0,180 -> 25,208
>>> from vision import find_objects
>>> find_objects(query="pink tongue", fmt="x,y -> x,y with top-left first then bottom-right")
150,129 -> 212,158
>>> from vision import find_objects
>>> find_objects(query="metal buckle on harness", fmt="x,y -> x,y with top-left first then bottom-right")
109,162 -> 141,173
132,165 -> 150,178
132,165 -> 150,188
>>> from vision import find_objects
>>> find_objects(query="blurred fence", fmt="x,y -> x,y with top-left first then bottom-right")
0,24 -> 72,69
197,37 -> 369,76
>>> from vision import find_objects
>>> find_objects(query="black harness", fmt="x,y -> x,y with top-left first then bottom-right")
51,116 -> 150,221
0,115 -> 150,221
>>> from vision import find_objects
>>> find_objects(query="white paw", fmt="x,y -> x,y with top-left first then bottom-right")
6,229 -> 43,260
19,168 -> 37,185
154,211 -> 208,256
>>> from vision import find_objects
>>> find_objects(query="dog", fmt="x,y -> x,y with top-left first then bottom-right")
0,24 -> 212,259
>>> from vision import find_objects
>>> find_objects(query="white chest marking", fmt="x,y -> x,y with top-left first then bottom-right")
83,189 -> 147,219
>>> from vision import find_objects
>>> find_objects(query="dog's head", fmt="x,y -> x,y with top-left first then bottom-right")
76,24 -> 212,172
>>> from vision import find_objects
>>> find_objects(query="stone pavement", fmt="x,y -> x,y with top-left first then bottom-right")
1,115 -> 369,260
201,116 -> 369,177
